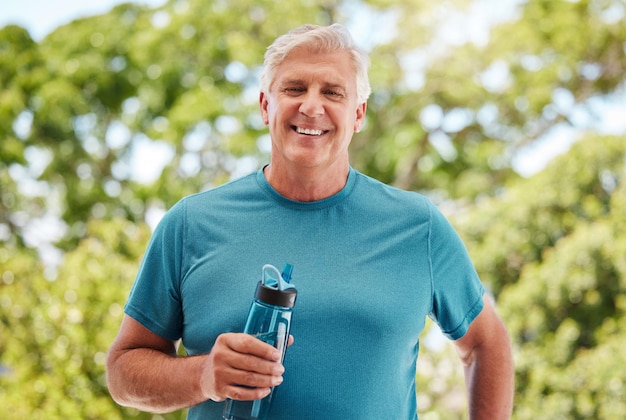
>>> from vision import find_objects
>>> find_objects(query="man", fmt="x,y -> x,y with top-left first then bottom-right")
106,23 -> 514,419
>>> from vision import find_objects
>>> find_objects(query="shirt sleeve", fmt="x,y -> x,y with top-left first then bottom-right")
124,199 -> 187,341
427,201 -> 485,340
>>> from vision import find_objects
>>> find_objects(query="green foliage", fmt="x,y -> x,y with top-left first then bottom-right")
1,0 -> 625,418
454,135 -> 626,419
416,319 -> 468,419
0,219 -> 188,418
457,136 -> 625,295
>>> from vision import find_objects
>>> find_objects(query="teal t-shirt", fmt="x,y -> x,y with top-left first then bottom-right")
125,167 -> 484,419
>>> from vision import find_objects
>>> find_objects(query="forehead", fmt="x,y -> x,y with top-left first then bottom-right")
274,48 -> 355,87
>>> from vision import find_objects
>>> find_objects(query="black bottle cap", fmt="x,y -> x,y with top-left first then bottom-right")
254,281 -> 297,308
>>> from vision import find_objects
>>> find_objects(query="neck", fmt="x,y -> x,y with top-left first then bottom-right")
264,162 -> 350,202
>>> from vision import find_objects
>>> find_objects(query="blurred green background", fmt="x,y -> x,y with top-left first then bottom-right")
1,0 -> 625,418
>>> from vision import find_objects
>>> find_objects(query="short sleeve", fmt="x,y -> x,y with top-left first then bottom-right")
124,199 -> 187,341
427,202 -> 485,340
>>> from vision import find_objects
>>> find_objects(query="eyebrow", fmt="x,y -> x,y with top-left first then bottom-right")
281,79 -> 305,86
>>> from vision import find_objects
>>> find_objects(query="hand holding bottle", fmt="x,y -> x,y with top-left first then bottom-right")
201,332 -> 289,403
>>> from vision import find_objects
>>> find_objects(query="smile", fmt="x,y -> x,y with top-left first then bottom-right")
295,126 -> 326,136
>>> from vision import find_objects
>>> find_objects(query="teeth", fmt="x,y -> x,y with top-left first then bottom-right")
296,127 -> 324,136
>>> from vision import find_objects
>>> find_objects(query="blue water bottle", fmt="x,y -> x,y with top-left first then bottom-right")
223,263 -> 297,420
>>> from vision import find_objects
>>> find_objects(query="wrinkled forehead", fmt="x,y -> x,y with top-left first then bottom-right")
274,48 -> 357,91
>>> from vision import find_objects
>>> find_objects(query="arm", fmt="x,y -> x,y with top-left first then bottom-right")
106,315 -> 286,413
454,295 -> 514,420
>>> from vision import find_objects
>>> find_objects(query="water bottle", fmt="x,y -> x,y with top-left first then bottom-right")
223,263 -> 297,420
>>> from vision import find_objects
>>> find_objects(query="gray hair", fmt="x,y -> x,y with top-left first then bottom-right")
260,23 -> 371,104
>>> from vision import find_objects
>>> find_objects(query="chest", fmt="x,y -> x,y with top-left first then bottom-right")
178,204 -> 433,354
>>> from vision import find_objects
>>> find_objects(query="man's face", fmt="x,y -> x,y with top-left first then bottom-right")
260,47 -> 366,171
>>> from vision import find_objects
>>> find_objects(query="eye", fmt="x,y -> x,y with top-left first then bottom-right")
283,87 -> 305,95
324,89 -> 345,99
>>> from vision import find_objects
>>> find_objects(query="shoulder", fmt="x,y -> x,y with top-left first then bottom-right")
352,169 -> 433,211
184,171 -> 259,204
155,171 -> 260,228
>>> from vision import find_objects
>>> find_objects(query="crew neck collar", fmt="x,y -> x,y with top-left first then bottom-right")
256,166 -> 357,210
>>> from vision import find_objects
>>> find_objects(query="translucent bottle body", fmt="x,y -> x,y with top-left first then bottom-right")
223,280 -> 295,420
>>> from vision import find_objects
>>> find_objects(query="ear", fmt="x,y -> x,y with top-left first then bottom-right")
259,91 -> 269,125
354,102 -> 367,133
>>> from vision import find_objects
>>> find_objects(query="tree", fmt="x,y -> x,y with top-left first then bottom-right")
1,0 -> 625,418
454,135 -> 626,419
0,218 -> 190,418
4,0 -> 624,249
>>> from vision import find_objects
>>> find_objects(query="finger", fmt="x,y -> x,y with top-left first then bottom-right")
212,334 -> 284,382
225,333 -> 282,361
225,347 -> 285,376
204,352 -> 282,401
226,384 -> 273,401
226,364 -> 284,389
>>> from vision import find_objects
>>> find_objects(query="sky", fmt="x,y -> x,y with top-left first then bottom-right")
1,0 -> 167,41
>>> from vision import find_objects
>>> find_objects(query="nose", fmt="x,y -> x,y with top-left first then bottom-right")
298,92 -> 324,118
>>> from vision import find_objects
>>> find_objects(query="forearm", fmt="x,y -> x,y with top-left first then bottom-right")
107,347 -> 208,413
463,332 -> 514,419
